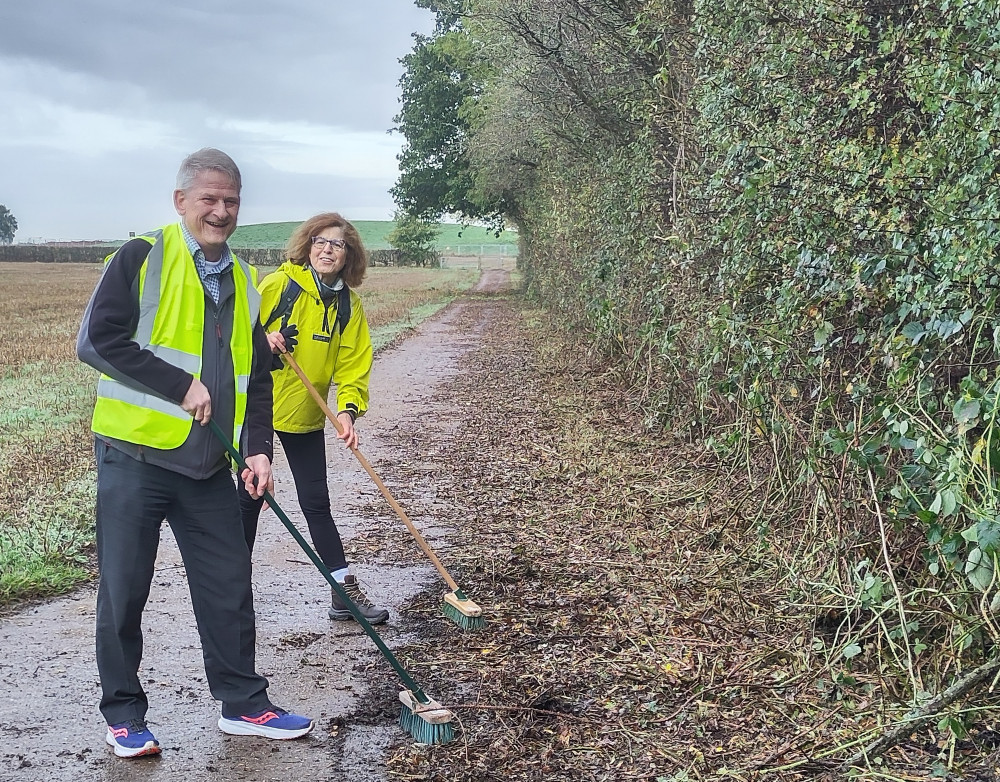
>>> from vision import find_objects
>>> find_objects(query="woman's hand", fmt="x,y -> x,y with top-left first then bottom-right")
336,412 -> 359,450
267,324 -> 299,354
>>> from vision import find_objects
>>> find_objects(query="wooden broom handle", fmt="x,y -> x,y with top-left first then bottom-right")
279,349 -> 461,593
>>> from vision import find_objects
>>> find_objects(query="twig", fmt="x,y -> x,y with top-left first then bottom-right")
842,654 -> 1000,768
448,702 -> 597,724
868,466 -> 921,695
751,703 -> 845,768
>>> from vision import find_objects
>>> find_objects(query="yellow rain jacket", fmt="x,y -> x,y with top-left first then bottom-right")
259,261 -> 372,433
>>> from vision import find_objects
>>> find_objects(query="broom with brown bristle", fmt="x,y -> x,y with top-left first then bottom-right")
208,419 -> 455,744
280,349 -> 485,631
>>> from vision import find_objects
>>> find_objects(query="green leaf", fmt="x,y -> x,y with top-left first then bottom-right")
977,520 -> 1000,555
953,398 -> 981,426
941,490 -> 958,517
842,643 -> 863,660
965,547 -> 994,592
814,321 -> 834,348
901,322 -> 926,343
931,490 -> 958,517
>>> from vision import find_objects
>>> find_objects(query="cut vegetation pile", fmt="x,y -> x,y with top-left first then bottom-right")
377,291 -> 1000,781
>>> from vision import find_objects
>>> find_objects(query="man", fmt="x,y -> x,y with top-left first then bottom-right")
77,148 -> 313,758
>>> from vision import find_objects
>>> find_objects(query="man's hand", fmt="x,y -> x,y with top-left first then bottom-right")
181,378 -> 212,424
241,454 -> 273,499
336,412 -> 358,450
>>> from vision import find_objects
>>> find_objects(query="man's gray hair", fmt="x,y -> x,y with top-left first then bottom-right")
176,148 -> 242,192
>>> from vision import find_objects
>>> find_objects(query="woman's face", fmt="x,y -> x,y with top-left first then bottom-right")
309,226 -> 348,283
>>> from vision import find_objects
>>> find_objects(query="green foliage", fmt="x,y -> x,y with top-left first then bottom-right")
692,0 -> 1000,636
392,12 -> 519,231
387,212 -> 442,266
397,0 -> 1000,738
0,204 -> 17,245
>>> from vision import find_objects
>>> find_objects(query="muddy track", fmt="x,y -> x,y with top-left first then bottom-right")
0,269 -> 515,782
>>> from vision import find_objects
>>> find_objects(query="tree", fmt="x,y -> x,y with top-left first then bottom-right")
0,205 -> 17,245
392,9 -> 515,232
392,29 -> 482,221
387,212 -> 441,267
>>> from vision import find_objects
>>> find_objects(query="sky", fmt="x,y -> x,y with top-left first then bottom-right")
0,0 -> 436,242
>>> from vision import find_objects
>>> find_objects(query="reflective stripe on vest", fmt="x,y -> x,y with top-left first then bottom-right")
92,224 -> 260,450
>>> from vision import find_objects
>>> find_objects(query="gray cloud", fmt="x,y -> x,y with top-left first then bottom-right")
0,0 -> 433,239
1,0 -> 427,129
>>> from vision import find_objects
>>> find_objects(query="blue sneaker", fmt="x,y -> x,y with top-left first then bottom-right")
218,707 -> 313,739
105,719 -> 161,758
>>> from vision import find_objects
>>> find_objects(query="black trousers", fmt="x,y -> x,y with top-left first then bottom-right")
94,439 -> 271,724
238,429 -> 349,572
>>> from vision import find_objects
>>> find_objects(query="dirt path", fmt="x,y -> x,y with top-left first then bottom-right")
0,269 -> 514,782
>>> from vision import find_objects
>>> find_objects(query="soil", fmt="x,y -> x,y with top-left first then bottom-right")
0,268 -> 515,782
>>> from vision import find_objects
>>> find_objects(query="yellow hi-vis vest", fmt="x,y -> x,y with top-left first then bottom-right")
91,223 -> 261,450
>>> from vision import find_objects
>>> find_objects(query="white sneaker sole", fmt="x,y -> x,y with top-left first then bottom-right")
105,729 -> 161,758
217,716 -> 314,739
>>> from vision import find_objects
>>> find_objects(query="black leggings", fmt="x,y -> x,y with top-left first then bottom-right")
238,429 -> 348,571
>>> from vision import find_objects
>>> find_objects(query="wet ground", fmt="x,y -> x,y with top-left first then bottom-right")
0,268 -> 512,782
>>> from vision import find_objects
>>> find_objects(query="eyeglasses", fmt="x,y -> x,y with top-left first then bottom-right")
311,236 -> 347,251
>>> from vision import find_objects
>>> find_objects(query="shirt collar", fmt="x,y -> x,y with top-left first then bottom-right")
179,221 -> 233,272
311,267 -> 344,293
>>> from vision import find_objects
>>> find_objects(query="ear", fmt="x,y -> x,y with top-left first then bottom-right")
173,189 -> 186,216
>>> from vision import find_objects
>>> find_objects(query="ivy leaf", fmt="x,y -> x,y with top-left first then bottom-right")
899,463 -> 928,483
977,521 -> 1000,555
842,643 -> 863,660
823,429 -> 849,455
901,322 -> 926,344
813,321 -> 834,348
965,547 -> 994,592
930,489 -> 958,517
953,398 -> 981,428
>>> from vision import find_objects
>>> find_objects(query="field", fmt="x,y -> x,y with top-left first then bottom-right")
0,262 -> 478,604
229,219 -> 519,251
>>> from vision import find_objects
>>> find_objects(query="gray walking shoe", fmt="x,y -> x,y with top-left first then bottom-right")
329,575 -> 389,624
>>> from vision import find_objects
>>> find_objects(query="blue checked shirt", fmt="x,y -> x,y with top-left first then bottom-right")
180,221 -> 234,305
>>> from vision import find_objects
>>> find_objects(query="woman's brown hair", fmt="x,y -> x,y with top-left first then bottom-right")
285,212 -> 368,288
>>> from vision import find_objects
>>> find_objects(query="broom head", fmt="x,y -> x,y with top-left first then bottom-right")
442,589 -> 485,630
398,689 -> 455,744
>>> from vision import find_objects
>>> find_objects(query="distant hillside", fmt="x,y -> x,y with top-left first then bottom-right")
229,220 -> 518,251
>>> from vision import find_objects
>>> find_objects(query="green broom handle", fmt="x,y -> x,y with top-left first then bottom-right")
207,418 -> 430,704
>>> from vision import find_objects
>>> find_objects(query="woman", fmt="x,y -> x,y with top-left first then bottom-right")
239,212 -> 388,624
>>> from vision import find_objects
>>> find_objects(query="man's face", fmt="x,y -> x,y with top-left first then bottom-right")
173,170 -> 240,260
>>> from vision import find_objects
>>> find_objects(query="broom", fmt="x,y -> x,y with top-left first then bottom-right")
279,349 -> 485,631
207,418 -> 455,744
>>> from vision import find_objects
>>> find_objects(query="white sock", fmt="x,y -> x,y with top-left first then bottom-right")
332,567 -> 350,584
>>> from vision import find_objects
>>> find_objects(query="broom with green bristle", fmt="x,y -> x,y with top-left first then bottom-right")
208,419 -> 455,744
279,349 -> 485,631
